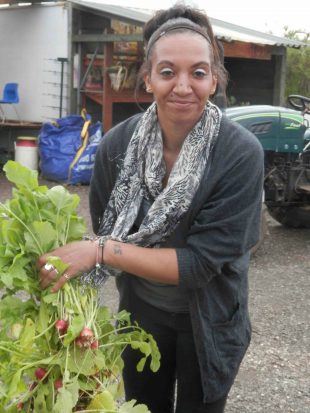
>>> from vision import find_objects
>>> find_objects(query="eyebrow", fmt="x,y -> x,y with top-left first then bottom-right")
157,60 -> 210,67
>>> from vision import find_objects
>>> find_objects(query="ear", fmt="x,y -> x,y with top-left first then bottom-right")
211,75 -> 218,95
144,74 -> 152,92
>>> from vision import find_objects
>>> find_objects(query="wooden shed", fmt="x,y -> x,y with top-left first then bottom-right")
66,0 -> 305,131
0,0 -> 305,133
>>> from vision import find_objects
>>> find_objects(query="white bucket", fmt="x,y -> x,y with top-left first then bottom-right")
14,137 -> 38,171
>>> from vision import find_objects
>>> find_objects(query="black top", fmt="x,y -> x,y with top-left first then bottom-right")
89,112 -> 264,402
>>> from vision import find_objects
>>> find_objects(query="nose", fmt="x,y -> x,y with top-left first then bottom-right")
173,74 -> 192,95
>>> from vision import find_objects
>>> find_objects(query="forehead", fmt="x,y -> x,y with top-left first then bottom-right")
151,31 -> 212,62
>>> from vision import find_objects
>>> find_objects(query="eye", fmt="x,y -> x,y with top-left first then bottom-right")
160,67 -> 174,77
193,68 -> 208,78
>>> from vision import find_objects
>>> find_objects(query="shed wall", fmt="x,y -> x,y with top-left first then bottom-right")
0,5 -> 68,122
225,58 -> 276,106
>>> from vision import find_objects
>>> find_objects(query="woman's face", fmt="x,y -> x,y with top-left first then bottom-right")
144,32 -> 217,128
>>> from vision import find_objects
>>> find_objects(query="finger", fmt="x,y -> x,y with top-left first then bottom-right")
43,263 -> 55,272
51,272 -> 74,293
39,266 -> 59,289
36,253 -> 50,270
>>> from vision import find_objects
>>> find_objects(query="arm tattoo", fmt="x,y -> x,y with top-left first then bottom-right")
113,244 -> 122,256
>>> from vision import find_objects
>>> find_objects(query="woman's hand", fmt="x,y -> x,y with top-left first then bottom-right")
36,240 -> 97,292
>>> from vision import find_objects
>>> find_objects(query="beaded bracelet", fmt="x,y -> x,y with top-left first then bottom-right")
96,237 -> 107,276
82,235 -> 119,287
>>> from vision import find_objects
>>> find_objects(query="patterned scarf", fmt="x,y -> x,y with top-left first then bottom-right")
98,101 -> 222,246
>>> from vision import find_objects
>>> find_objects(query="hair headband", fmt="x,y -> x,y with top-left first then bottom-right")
145,21 -> 211,59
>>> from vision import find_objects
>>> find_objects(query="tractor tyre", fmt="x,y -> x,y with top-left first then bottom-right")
251,205 -> 269,254
266,205 -> 310,228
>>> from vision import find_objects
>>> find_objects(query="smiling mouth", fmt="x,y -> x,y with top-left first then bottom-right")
170,100 -> 196,106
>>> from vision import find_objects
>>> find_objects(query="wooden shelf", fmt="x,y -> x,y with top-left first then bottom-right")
81,41 -> 152,132
85,89 -> 153,105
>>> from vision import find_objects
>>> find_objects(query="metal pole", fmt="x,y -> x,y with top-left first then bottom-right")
57,57 -> 68,118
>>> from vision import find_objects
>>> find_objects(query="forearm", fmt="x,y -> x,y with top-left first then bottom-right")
104,240 -> 179,285
38,239 -> 179,292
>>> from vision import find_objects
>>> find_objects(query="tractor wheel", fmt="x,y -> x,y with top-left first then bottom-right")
251,206 -> 269,254
267,205 -> 310,228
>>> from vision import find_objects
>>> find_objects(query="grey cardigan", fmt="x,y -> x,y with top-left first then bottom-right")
89,112 -> 264,403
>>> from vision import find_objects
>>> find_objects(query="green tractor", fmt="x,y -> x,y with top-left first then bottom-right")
225,95 -> 310,229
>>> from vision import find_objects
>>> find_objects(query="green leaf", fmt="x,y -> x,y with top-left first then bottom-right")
96,306 -> 112,324
53,378 -> 79,413
42,292 -> 59,305
7,323 -> 23,340
24,221 -> 57,255
66,348 -> 97,376
119,399 -> 151,413
63,315 -> 85,347
0,296 -> 35,332
147,335 -> 160,373
136,357 -> 147,373
46,186 -> 80,214
46,256 -> 69,275
94,351 -> 107,370
66,217 -> 86,242
38,300 -> 51,334
33,389 -> 48,413
8,197 -> 33,228
0,218 -> 24,251
3,161 -> 39,191
7,370 -> 27,399
2,255 -> 36,293
87,389 -> 116,411
0,160 -> 162,411
114,309 -> 131,324
19,318 -> 35,350
0,381 -> 7,398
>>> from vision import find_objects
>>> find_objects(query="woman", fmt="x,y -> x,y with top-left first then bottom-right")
38,4 -> 264,413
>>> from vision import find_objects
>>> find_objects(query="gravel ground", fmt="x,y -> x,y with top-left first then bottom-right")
0,172 -> 309,412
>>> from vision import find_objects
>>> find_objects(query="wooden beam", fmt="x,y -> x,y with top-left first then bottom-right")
72,33 -> 143,43
102,42 -> 113,132
0,0 -> 53,3
223,41 -> 272,60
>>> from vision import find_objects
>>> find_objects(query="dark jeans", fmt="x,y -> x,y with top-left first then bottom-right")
121,292 -> 228,413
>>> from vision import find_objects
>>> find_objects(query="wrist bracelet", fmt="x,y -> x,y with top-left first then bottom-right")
95,237 -> 106,275
81,235 -> 119,286
83,235 -> 107,276
95,236 -> 112,277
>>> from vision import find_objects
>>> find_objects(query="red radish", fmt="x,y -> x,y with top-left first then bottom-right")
74,327 -> 96,348
35,367 -> 47,381
103,369 -> 112,378
55,319 -> 68,334
74,337 -> 83,348
75,337 -> 89,348
79,327 -> 93,340
90,340 -> 99,349
29,382 -> 37,391
54,378 -> 63,391
17,402 -> 24,410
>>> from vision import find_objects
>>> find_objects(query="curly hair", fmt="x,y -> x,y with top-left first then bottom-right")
137,3 -> 227,102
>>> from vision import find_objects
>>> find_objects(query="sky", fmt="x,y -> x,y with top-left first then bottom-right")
85,0 -> 309,37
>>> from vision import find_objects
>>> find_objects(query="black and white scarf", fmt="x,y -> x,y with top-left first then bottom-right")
99,101 -> 222,246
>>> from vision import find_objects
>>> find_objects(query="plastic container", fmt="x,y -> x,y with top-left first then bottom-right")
14,136 -> 38,170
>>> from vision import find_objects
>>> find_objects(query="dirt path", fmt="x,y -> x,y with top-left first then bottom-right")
1,172 -> 309,412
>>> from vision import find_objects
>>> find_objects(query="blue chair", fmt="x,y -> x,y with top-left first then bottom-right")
0,83 -> 20,122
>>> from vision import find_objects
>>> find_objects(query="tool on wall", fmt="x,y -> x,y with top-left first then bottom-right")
57,57 -> 68,118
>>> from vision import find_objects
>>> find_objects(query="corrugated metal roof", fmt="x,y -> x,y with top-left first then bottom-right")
68,0 -> 306,49
0,0 -> 306,49
69,0 -> 152,25
210,17 -> 305,48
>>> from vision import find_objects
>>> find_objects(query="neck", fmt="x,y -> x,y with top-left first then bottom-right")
159,118 -> 193,153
